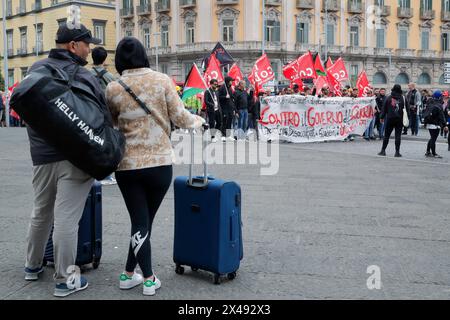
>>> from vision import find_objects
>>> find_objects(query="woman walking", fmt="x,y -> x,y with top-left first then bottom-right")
423,91 -> 448,158
106,37 -> 205,296
378,84 -> 409,157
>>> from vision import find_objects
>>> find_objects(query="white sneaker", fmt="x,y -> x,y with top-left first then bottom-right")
120,272 -> 143,290
221,137 -> 226,142
143,276 -> 161,296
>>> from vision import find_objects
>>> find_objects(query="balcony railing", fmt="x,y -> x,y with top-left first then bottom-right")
146,47 -> 172,56
137,4 -> 152,15
265,0 -> 282,5
347,1 -> 363,14
346,46 -> 373,55
295,43 -> 319,53
216,0 -> 239,5
378,5 -> 390,16
156,0 -> 170,12
321,45 -> 344,54
296,0 -> 314,9
7,49 -> 14,57
420,9 -> 435,20
397,7 -> 413,18
180,0 -> 196,8
395,48 -> 415,57
417,50 -> 437,58
120,7 -> 134,18
373,48 -> 393,57
322,0 -> 339,12
17,48 -> 28,56
442,11 -> 450,22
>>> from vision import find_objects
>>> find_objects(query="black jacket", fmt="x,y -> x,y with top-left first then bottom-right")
204,88 -> 220,114
375,94 -> 387,114
218,83 -> 235,113
425,99 -> 447,127
26,49 -> 110,166
381,92 -> 409,121
234,88 -> 250,111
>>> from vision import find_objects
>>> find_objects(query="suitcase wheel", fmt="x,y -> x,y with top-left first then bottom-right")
191,267 -> 199,272
227,272 -> 237,280
213,274 -> 221,285
175,265 -> 185,275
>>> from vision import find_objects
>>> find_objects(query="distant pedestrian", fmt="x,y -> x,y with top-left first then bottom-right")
423,91 -> 448,158
405,83 -> 421,136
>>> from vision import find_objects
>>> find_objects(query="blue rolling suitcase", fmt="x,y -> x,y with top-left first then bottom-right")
173,130 -> 243,284
43,181 -> 102,269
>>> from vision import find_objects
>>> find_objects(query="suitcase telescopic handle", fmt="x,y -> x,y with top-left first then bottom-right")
188,124 -> 209,188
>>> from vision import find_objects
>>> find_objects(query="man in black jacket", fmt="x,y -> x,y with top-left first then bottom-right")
24,24 -> 104,298
218,76 -> 236,141
378,84 -> 410,157
234,80 -> 251,140
375,88 -> 387,140
204,79 -> 221,142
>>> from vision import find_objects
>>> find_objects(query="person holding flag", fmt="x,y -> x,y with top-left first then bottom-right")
218,76 -> 237,141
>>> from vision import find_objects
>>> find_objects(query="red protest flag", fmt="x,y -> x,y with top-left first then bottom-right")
283,59 -> 300,81
249,53 -> 275,86
296,51 -> 318,79
314,75 -> 329,96
314,54 -> 326,76
327,57 -> 349,83
228,63 -> 244,88
326,57 -> 333,69
204,53 -> 224,85
326,70 -> 342,96
356,70 -> 371,97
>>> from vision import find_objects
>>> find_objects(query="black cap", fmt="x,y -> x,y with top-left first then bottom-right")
55,23 -> 102,44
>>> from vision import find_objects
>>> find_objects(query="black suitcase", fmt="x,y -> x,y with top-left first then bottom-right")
43,182 -> 102,269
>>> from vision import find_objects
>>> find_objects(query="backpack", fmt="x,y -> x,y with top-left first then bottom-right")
422,106 -> 435,125
93,68 -> 109,90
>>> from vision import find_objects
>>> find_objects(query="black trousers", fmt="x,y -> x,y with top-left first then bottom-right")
382,118 -> 403,153
427,129 -> 440,155
207,110 -> 222,138
116,165 -> 173,278
221,111 -> 234,137
410,114 -> 418,135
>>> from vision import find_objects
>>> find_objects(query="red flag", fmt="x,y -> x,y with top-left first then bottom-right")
249,54 -> 275,86
204,53 -> 224,85
228,63 -> 244,88
327,57 -> 349,83
356,70 -> 371,97
8,82 -> 20,119
326,57 -> 333,69
314,76 -> 329,96
296,52 -> 318,79
326,70 -> 342,96
314,54 -> 326,76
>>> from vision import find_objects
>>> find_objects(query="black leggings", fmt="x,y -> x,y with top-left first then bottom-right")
222,111 -> 234,137
208,110 -> 222,139
382,118 -> 403,152
427,129 -> 440,155
116,165 -> 173,278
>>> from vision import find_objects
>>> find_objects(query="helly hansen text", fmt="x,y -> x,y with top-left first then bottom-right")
55,98 -> 105,146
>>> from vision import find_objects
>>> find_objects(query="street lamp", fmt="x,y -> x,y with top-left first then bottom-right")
153,32 -> 160,72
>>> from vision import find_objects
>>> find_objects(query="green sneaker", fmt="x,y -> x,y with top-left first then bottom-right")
119,272 -> 143,290
143,276 -> 161,296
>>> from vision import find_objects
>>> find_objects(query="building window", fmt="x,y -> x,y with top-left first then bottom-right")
93,21 -> 106,45
222,19 -> 234,42
20,27 -> 27,53
442,33 -> 450,51
123,0 -> 133,9
8,69 -> 14,85
35,23 -> 43,52
142,27 -> 151,49
186,21 -> 195,44
296,22 -> 309,44
266,19 -> 281,42
421,31 -> 429,50
375,0 -> 385,6
399,0 -> 411,8
161,25 -> 169,47
395,72 -> 409,84
271,61 -> 279,81
418,73 -> 431,84
21,67 -> 28,80
420,0 -> 432,11
444,0 -> 450,12
51,0 -> 58,5
399,29 -> 408,49
351,65 -> 359,85
376,28 -> 385,48
326,24 -> 335,45
350,26 -> 359,47
6,0 -> 12,16
6,30 -> 13,56
161,64 -> 168,75
373,72 -> 387,84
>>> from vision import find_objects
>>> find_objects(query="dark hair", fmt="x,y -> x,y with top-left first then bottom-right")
115,37 -> 150,75
210,79 -> 218,85
92,46 -> 108,65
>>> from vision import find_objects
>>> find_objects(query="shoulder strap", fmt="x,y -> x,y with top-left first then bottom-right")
117,79 -> 151,115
